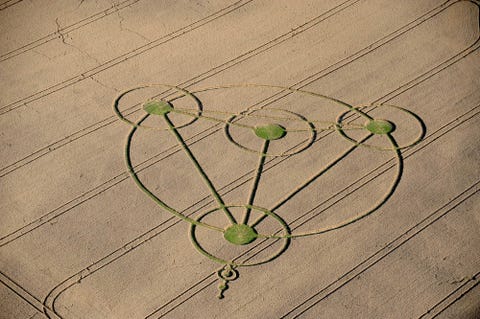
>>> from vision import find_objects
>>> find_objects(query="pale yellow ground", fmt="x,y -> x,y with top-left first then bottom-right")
0,1 -> 479,318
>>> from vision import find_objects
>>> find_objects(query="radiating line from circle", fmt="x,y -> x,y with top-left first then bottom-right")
254,133 -> 403,239
113,84 -> 202,130
190,205 -> 291,267
225,108 -> 316,157
124,113 -> 225,232
118,83 -> 425,299
335,104 -> 426,150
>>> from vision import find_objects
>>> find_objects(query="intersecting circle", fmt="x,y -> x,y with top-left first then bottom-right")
113,84 -> 202,130
335,104 -> 426,150
217,267 -> 239,281
190,205 -> 291,267
225,108 -> 316,157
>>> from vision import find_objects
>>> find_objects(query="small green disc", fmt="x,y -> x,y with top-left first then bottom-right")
143,100 -> 173,115
254,124 -> 287,140
224,224 -> 258,245
365,119 -> 395,134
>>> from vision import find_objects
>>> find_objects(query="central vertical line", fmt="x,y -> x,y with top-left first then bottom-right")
163,114 -> 237,225
242,139 -> 270,225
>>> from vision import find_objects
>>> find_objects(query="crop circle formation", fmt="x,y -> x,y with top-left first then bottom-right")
114,83 -> 425,298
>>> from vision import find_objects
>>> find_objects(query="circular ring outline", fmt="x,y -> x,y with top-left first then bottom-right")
113,84 -> 202,130
224,108 -> 316,157
218,267 -> 239,281
335,104 -> 426,150
122,85 -> 411,240
261,132 -> 403,239
114,82 -> 368,132
190,204 -> 291,267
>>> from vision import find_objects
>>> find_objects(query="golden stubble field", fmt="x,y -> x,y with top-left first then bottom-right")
0,1 -> 479,318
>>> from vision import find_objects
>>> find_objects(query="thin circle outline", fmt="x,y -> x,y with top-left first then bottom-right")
224,108 -> 316,157
113,84 -> 202,130
335,104 -> 426,150
260,133 -> 403,239
190,204 -> 291,267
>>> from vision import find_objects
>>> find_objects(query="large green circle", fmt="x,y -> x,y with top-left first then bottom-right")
113,84 -> 202,130
224,224 -> 258,245
254,124 -> 287,140
143,100 -> 173,115
365,119 -> 395,134
225,108 -> 315,157
189,205 -> 291,267
335,104 -> 425,150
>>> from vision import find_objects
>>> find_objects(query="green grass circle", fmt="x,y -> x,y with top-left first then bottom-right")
254,124 -> 287,140
143,100 -> 173,115
224,224 -> 258,245
365,119 -> 395,134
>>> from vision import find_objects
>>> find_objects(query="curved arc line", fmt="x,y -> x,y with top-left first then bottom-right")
1,0 -> 473,181
189,204 -> 291,267
125,114 -> 224,232
223,108 -> 317,157
162,113 -> 237,224
249,132 -> 373,228
40,1 -> 480,314
335,104 -> 427,151
187,83 -> 372,120
113,83 -> 203,130
172,107 -> 363,132
173,106 -> 344,126
265,133 -> 403,239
